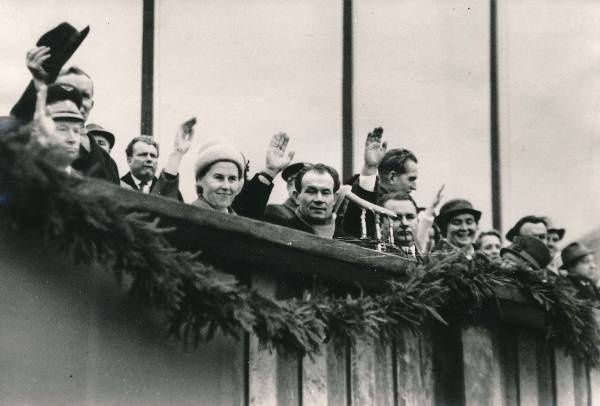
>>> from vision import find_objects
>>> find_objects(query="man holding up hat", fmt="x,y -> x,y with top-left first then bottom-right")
16,24 -> 120,184
432,199 -> 481,258
26,46 -> 84,174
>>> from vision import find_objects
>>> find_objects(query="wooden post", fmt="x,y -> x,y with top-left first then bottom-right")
489,0 -> 502,231
141,0 -> 154,136
396,328 -> 435,406
462,326 -> 503,406
554,348 -> 576,406
350,337 -> 394,405
517,330 -> 539,405
302,341 -> 348,405
342,0 -> 354,181
248,273 -> 300,406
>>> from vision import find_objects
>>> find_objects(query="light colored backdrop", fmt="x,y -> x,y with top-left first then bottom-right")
1,0 -> 598,244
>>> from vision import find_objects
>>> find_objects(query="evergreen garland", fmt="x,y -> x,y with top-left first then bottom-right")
0,127 -> 599,366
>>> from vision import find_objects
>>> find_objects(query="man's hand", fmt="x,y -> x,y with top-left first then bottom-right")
164,117 -> 197,176
425,184 -> 445,216
264,132 -> 294,178
26,46 -> 51,88
173,117 -> 196,155
32,79 -> 55,147
362,127 -> 387,176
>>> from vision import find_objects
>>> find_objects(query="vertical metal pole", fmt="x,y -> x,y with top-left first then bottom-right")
342,0 -> 354,181
490,0 -> 502,232
141,0 -> 155,136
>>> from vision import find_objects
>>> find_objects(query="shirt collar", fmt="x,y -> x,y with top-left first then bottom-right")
131,173 -> 149,189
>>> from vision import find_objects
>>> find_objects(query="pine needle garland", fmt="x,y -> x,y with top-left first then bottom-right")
0,127 -> 599,366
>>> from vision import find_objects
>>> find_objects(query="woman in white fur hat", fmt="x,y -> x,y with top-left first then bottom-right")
193,132 -> 294,215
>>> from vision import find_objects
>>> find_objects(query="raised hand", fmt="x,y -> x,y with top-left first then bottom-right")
425,184 -> 445,215
265,132 -> 295,177
32,79 -> 55,147
362,127 -> 387,175
174,117 -> 196,155
165,117 -> 197,176
26,46 -> 51,87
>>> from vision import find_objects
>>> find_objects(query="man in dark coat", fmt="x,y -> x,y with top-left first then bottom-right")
120,121 -> 193,201
342,127 -> 418,239
557,242 -> 599,300
12,24 -> 119,184
379,191 -> 424,262
266,163 -> 346,238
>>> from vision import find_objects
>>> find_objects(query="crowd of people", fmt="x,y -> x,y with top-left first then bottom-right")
2,23 -> 598,300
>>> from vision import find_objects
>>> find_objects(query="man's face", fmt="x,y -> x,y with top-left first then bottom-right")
571,254 -> 597,282
93,135 -> 111,154
479,234 -> 502,260
51,118 -> 83,167
294,170 -> 336,225
127,141 -> 158,182
387,159 -> 418,193
547,232 -> 560,257
519,222 -> 548,244
446,213 -> 477,248
382,200 -> 418,247
56,73 -> 94,121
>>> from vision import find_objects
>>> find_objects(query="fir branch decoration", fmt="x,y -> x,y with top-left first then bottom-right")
0,127 -> 599,366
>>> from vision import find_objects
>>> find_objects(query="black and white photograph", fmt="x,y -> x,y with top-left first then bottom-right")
1,0 -> 600,405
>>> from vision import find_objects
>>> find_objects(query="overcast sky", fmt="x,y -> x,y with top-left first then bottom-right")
2,0 -> 599,245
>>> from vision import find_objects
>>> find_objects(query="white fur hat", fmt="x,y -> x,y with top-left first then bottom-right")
194,139 -> 246,178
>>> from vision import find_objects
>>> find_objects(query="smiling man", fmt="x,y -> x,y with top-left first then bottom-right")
433,199 -> 482,258
266,163 -> 344,238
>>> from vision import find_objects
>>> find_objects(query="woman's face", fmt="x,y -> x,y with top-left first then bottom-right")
479,234 -> 502,259
446,213 -> 477,248
571,254 -> 597,282
196,161 -> 241,211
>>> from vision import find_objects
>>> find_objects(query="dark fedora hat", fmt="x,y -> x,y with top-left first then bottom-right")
501,235 -> 551,270
10,23 -> 89,124
86,123 -> 115,149
36,22 -> 90,83
505,215 -> 548,242
560,242 -> 593,270
281,162 -> 309,182
435,199 -> 481,228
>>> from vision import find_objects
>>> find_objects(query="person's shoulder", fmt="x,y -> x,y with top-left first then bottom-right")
264,203 -> 295,221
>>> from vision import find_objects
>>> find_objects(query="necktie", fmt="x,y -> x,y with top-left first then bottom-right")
139,180 -> 149,194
